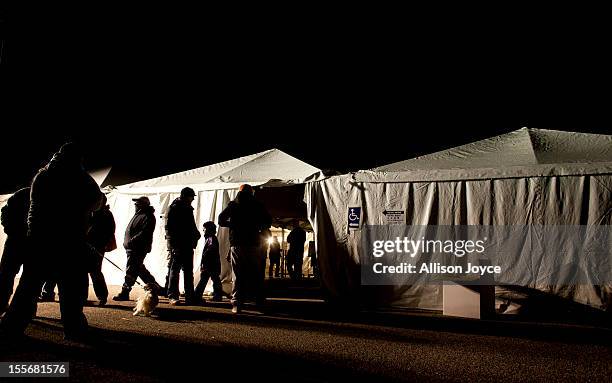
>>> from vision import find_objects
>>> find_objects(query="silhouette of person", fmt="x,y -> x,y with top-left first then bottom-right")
113,196 -> 162,301
287,222 -> 306,280
268,236 -> 281,278
219,184 -> 271,313
40,196 -> 116,305
165,187 -> 200,305
1,143 -> 103,340
0,187 -> 30,314
194,221 -> 223,303
86,194 -> 116,306
308,240 -> 318,278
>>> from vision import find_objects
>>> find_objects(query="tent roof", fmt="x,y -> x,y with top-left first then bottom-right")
117,149 -> 322,193
357,128 -> 612,182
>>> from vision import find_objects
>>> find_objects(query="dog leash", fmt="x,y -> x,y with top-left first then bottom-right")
100,252 -> 143,287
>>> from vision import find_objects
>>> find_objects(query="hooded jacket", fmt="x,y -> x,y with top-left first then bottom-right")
124,206 -> 156,253
165,197 -> 200,249
28,149 -> 103,241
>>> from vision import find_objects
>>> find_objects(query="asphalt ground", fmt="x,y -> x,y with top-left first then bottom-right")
0,285 -> 611,383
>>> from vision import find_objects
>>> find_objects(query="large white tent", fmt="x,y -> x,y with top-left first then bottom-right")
102,149 -> 322,290
304,128 -> 612,312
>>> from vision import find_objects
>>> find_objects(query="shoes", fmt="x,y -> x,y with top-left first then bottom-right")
112,290 -> 130,301
97,298 -> 107,307
168,299 -> 180,306
231,305 -> 241,314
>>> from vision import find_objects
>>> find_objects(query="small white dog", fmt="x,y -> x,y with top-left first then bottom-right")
133,284 -> 159,317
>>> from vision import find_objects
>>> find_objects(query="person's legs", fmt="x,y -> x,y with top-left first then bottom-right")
194,269 -> 210,300
230,246 -> 243,309
167,249 -> 182,301
286,253 -> 295,279
161,250 -> 172,297
58,269 -> 89,338
182,250 -> 194,304
40,280 -> 57,301
211,273 -> 223,300
123,250 -> 143,291
0,238 -> 24,313
0,260 -> 45,336
113,250 -> 142,300
254,248 -> 267,305
89,251 -> 108,302
295,255 -> 303,280
135,259 -> 158,287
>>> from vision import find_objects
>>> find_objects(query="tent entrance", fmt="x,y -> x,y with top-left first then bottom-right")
256,185 -> 317,280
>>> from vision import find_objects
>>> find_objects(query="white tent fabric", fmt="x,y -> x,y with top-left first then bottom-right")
119,148 -> 322,193
102,149 -> 322,290
305,128 -> 612,311
360,128 -> 612,182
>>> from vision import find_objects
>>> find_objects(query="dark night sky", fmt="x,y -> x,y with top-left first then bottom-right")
1,5 -> 611,193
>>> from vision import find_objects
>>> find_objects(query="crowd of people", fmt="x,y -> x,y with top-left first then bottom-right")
0,143 -> 313,339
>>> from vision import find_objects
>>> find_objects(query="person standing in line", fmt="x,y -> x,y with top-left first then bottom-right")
1,143 -> 103,340
113,196 -> 162,301
86,194 -> 116,306
268,236 -> 281,278
165,187 -> 200,305
219,184 -> 271,314
287,222 -> 306,280
193,221 -> 223,303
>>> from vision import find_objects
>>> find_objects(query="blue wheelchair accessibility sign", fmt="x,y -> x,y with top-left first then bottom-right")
348,207 -> 361,229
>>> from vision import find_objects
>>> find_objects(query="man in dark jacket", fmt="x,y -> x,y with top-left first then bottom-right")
113,196 -> 161,301
0,187 -> 30,314
219,184 -> 271,313
268,236 -> 281,278
193,221 -> 223,303
1,143 -> 103,339
86,194 -> 115,306
165,187 -> 200,305
287,222 -> 307,280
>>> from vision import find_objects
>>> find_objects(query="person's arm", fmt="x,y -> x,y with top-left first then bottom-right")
218,202 -> 235,227
191,215 -> 201,248
165,206 -> 176,240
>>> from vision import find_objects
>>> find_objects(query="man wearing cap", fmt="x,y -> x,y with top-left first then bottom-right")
165,187 -> 201,305
219,184 -> 271,313
113,196 -> 161,301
